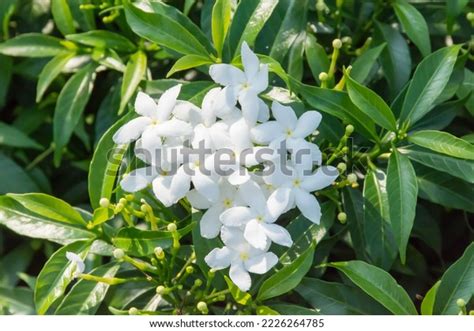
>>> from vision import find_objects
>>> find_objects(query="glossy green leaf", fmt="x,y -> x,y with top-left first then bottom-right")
304,34 -> 330,84
408,130 -> 474,160
363,170 -> 397,270
55,263 -> 120,315
166,54 -> 213,78
0,122 -> 42,149
400,146 -> 474,184
421,280 -> 440,315
257,243 -> 314,301
36,52 -> 76,102
211,0 -> 232,58
119,50 -> 147,114
269,303 -> 318,315
51,0 -> 75,36
90,207 -> 114,227
0,33 -> 67,57
256,305 -> 279,315
400,46 -> 461,125
342,188 -> 367,260
0,153 -> 39,194
327,260 -> 418,315
351,43 -> 386,83
124,2 -> 212,57
53,63 -> 96,166
224,275 -> 252,305
0,196 -> 95,244
387,149 -> 418,264
35,240 -> 91,314
88,113 -> 133,209
433,242 -> 474,315
446,0 -> 470,34
66,30 -> 136,52
0,287 -> 35,315
296,278 -> 389,314
393,0 -> 431,57
346,74 -> 397,131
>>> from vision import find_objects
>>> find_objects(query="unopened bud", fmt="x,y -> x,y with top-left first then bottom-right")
456,298 -> 466,307
341,146 -> 349,153
319,72 -> 328,81
119,198 -> 127,205
332,39 -> 342,49
341,36 -> 352,45
197,301 -> 208,314
128,307 -> 138,315
347,173 -> 357,183
167,223 -> 177,232
467,12 -> 474,22
154,247 -> 164,259
337,212 -> 347,223
315,0 -> 326,12
114,203 -> 124,213
337,162 -> 347,172
125,194 -> 134,201
156,285 -> 166,295
194,279 -> 203,287
113,248 -> 125,260
99,198 -> 110,208
186,266 -> 194,274
345,124 -> 354,135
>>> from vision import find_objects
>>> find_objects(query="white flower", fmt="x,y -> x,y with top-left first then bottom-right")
205,226 -> 278,292
220,180 -> 293,249
209,42 -> 269,126
113,86 -> 192,145
66,252 -> 85,278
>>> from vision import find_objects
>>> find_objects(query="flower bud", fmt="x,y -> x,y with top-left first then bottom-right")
467,12 -> 474,22
341,36 -> 352,45
125,194 -> 134,201
337,212 -> 347,224
337,162 -> 347,172
197,301 -> 208,314
128,307 -> 138,315
119,198 -> 127,205
167,223 -> 177,232
332,39 -> 342,49
345,124 -> 354,135
319,72 -> 328,81
113,248 -> 125,260
156,285 -> 166,295
456,298 -> 466,307
154,246 -> 165,259
114,203 -> 124,213
99,198 -> 110,208
186,266 -> 194,274
347,173 -> 357,184
315,0 -> 326,12
194,279 -> 203,287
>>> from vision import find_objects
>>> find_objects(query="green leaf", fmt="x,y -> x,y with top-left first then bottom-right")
119,50 -> 147,114
363,170 -> 397,270
414,164 -> 474,212
400,46 -> 461,125
256,305 -> 279,315
304,34 -> 330,84
224,275 -> 252,305
421,280 -> 440,315
393,0 -> 431,57
0,244 -> 34,287
257,243 -> 314,301
36,52 -> 76,102
387,149 -> 418,264
228,0 -> 278,58
0,287 -> 35,315
433,242 -> 474,315
124,2 -> 212,57
55,263 -> 120,315
0,122 -> 43,149
35,240 -> 91,314
269,303 -> 318,315
408,130 -> 474,161
0,55 -> 12,109
346,74 -> 397,131
90,207 -> 114,227
327,260 -> 418,315
296,278 -> 389,314
0,196 -> 95,244
0,33 -> 67,58
211,0 -> 232,58
400,146 -> 474,184
66,30 -> 136,52
166,54 -> 213,78
51,0 -> 75,36
375,22 -> 411,97
351,43 -> 386,83
0,153 -> 39,194
446,0 -> 469,34
53,63 -> 96,166
7,193 -> 86,226
342,188 -> 367,260
88,113 -> 133,209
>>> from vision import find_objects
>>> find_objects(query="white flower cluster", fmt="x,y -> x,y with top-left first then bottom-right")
112,42 -> 338,291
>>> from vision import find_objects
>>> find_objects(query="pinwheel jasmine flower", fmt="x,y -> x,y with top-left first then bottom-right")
113,85 -> 192,146
220,180 -> 292,250
209,42 -> 269,126
205,227 -> 278,292
66,252 -> 85,278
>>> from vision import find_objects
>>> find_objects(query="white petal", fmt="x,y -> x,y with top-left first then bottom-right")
228,168 -> 251,185
250,64 -> 268,94
220,206 -> 254,227
153,119 -> 193,137
66,252 -> 85,277
244,219 -> 268,250
186,189 -> 212,209
170,166 -> 191,202
250,121 -> 282,144
267,187 -> 292,220
244,252 -> 278,274
152,176 -> 175,207
192,170 -> 219,203
238,180 -> 267,213
229,118 -> 253,151
112,117 -> 151,144
214,86 -> 238,118
205,247 -> 232,270
257,97 -> 270,122
271,101 -> 297,129
209,64 -> 246,86
221,226 -> 247,251
293,111 -> 322,138
134,91 -> 158,118
200,206 -> 223,239
262,223 -> 293,247
173,100 -> 202,126
156,84 -> 181,121
301,166 -> 339,192
120,167 -> 158,192
241,41 -> 260,80
229,261 -> 251,292
295,189 -> 321,223
238,90 -> 260,127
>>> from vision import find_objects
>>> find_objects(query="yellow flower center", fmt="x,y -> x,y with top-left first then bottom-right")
256,215 -> 264,222
239,252 -> 249,261
223,198 -> 232,208
285,128 -> 293,137
151,119 -> 161,126
292,179 -> 301,187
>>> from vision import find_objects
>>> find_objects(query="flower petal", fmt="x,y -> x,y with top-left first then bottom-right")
200,205 -> 223,239
251,64 -> 268,94
293,111 -> 322,138
156,84 -> 181,121
192,170 -> 219,203
205,247 -> 232,270
262,223 -> 293,247
209,64 -> 246,86
229,118 -> 252,151
228,168 -> 251,185
238,90 -> 260,127
113,117 -> 151,144
257,97 -> 270,122
250,121 -> 282,144
153,119 -> 193,137
134,91 -> 158,118
66,252 -> 85,277
170,166 -> 191,201
267,187 -> 292,220
244,219 -> 268,250
301,166 -> 339,192
294,188 -> 321,223
244,252 -> 278,274
220,206 -> 254,227
238,180 -> 267,213
120,167 -> 158,192
229,261 -> 251,292
271,101 -> 297,129
186,189 -> 212,209
152,176 -> 176,207
221,226 -> 247,251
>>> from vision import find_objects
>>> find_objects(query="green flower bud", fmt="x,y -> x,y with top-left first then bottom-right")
99,198 -> 110,208
467,12 -> 474,22
194,279 -> 203,287
156,285 -> 166,295
319,72 -> 328,81
167,223 -> 177,232
341,36 -> 352,45
456,298 -> 466,307
347,173 -> 357,184
125,194 -> 134,201
114,203 -> 124,213
315,0 -> 326,12
186,266 -> 194,274
332,39 -> 342,49
337,212 -> 347,224
119,198 -> 127,205
197,301 -> 208,314
113,248 -> 125,260
345,124 -> 354,135
128,307 -> 138,315
337,162 -> 347,172
154,246 -> 164,259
